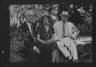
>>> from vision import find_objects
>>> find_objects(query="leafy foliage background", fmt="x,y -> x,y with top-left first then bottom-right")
10,4 -> 59,27
10,4 -> 59,62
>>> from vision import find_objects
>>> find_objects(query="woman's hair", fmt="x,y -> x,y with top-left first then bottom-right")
40,15 -> 53,26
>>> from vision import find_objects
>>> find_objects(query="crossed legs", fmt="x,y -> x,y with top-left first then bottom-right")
56,37 -> 78,61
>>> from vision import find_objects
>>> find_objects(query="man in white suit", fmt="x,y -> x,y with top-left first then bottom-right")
53,11 -> 80,62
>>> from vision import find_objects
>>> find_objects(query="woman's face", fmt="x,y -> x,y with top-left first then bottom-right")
43,16 -> 50,25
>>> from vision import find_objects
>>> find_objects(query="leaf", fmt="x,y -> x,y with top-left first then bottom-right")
22,38 -> 29,41
10,53 -> 23,62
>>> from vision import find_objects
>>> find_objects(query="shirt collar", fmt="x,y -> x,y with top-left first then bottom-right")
26,21 -> 32,26
61,20 -> 68,23
26,21 -> 32,33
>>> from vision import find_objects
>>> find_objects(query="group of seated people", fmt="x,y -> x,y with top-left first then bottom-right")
18,10 -> 80,63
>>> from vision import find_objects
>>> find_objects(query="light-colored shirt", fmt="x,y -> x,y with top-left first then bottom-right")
53,21 -> 63,39
53,20 -> 78,40
26,21 -> 37,49
26,21 -> 32,34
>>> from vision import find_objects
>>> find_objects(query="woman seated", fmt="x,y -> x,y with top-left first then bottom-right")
36,15 -> 56,62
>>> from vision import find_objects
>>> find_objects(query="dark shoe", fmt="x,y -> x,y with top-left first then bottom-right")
68,59 -> 73,63
65,57 -> 72,63
73,60 -> 78,63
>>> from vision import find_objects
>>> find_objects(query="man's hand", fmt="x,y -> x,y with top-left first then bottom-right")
33,46 -> 40,55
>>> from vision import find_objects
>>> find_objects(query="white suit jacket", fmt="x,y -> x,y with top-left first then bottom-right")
53,21 -> 79,40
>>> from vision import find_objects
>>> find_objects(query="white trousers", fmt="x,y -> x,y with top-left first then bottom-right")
56,37 -> 78,60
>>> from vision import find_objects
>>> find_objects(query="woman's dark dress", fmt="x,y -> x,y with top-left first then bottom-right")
36,25 -> 55,62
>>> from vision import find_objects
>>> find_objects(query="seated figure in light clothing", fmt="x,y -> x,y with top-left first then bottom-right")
53,11 -> 80,63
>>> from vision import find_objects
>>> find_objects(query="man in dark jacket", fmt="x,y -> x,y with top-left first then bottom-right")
18,10 -> 40,63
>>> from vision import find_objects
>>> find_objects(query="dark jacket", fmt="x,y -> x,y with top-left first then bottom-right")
18,21 -> 41,62
18,21 -> 37,48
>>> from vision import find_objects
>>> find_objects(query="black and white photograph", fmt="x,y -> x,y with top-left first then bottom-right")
9,1 -> 92,63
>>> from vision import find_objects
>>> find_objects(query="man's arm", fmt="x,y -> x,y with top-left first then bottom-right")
53,22 -> 61,42
69,23 -> 80,39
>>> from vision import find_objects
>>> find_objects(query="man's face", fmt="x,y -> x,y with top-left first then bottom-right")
25,11 -> 34,24
61,15 -> 68,22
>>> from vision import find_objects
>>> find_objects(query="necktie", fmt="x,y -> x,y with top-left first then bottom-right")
62,22 -> 65,37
